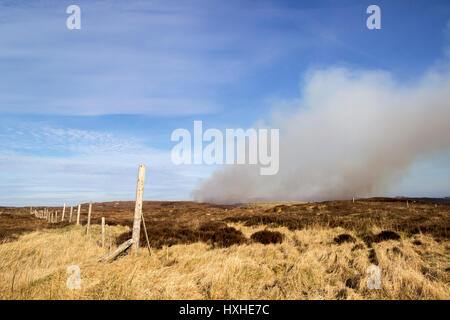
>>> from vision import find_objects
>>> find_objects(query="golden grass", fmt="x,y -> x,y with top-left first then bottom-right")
0,223 -> 449,300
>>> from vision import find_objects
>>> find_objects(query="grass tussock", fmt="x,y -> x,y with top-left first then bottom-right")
0,222 -> 449,300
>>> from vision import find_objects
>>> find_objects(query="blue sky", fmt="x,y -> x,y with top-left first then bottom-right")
1,0 -> 449,206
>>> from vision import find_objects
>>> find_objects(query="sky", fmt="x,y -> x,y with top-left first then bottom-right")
0,0 -> 449,206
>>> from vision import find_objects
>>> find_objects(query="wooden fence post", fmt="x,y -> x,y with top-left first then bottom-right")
76,204 -> 81,225
102,217 -> 105,248
62,202 -> 66,221
69,206 -> 73,223
131,164 -> 146,255
55,211 -> 58,223
47,209 -> 51,223
99,239 -> 133,263
86,201 -> 92,235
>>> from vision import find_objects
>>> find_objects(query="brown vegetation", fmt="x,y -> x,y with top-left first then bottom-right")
334,234 -> 356,244
250,230 -> 283,244
0,198 -> 449,299
0,208 -> 68,243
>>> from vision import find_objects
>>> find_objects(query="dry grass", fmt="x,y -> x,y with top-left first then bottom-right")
0,221 -> 449,300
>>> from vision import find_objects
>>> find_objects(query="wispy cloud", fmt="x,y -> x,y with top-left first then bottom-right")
0,123 -> 139,154
0,0 -> 308,116
0,122 -> 214,206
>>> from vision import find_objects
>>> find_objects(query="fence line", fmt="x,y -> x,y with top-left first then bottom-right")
28,164 -> 149,262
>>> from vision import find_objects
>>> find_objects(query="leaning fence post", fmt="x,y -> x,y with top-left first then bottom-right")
131,164 -> 146,255
76,204 -> 81,225
99,239 -> 133,263
62,202 -> 66,221
69,206 -> 73,223
102,217 -> 106,248
86,201 -> 93,235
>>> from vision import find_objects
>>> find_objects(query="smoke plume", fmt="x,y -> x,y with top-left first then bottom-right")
193,65 -> 450,203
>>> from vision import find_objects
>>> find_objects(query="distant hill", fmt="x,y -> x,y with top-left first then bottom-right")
409,197 -> 450,205
359,196 -> 450,205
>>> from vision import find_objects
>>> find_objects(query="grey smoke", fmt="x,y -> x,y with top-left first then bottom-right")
193,65 -> 450,203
